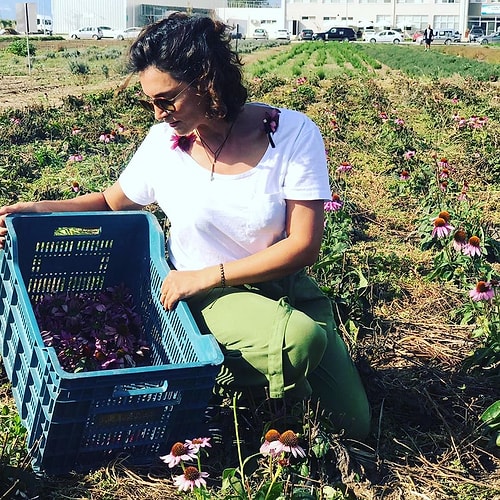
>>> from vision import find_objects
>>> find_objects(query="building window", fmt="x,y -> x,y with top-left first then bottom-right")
434,15 -> 459,30
396,15 -> 429,30
376,15 -> 392,26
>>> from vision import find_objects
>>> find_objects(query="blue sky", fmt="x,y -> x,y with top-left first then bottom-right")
0,1 -> 52,21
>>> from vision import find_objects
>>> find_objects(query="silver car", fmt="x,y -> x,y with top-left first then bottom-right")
114,27 -> 143,40
477,32 -> 500,45
252,28 -> 269,40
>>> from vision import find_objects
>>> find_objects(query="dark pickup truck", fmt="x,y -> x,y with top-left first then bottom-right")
312,27 -> 357,41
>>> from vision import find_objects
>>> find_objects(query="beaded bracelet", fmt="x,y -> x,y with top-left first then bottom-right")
219,263 -> 226,288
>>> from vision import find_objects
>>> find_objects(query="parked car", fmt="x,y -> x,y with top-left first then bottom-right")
367,30 -> 403,44
275,29 -> 290,40
468,26 -> 485,42
114,27 -> 142,40
312,27 -> 356,42
98,26 -> 118,38
252,28 -> 269,40
69,27 -> 103,40
416,30 -> 456,45
362,29 -> 377,42
477,32 -> 500,45
297,29 -> 313,41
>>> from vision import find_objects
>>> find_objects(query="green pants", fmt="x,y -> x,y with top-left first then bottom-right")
188,270 -> 371,440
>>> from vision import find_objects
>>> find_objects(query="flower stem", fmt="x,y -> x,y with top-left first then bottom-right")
232,394 -> 251,499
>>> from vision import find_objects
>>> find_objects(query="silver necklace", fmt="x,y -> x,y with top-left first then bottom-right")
197,121 -> 235,181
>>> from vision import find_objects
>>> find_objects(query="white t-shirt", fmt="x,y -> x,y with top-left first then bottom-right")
119,105 -> 331,270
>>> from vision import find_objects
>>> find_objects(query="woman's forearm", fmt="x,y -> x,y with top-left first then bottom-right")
21,192 -> 111,213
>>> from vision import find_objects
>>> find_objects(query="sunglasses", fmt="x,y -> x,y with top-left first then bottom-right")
138,78 -> 196,114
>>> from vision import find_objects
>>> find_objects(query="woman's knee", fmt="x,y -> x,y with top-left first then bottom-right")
283,311 -> 328,378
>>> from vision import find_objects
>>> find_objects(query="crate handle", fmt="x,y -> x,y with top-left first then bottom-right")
113,381 -> 169,397
53,226 -> 102,237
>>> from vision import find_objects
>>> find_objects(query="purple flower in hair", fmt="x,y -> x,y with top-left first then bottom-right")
263,108 -> 280,148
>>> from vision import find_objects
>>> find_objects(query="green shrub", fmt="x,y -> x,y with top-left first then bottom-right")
6,39 -> 36,57
68,60 -> 89,75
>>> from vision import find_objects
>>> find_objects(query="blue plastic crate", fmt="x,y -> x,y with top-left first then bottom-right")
0,211 -> 223,475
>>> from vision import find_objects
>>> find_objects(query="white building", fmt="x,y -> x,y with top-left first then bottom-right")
51,0 -> 500,39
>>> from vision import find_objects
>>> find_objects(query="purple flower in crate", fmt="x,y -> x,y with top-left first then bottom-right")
34,284 -> 149,373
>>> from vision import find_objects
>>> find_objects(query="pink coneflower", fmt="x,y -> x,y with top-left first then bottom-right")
469,281 -> 494,302
337,161 -> 353,174
439,168 -> 450,179
173,466 -> 209,492
269,430 -> 306,459
438,158 -> 449,168
451,97 -> 459,104
171,133 -> 196,152
468,116 -> 488,129
476,116 -> 488,127
71,181 -> 80,193
68,153 -> 83,162
71,126 -> 81,135
403,150 -> 416,160
296,76 -> 307,85
116,123 -> 125,133
394,118 -> 405,127
185,437 -> 211,453
400,170 -> 410,181
160,442 -> 197,468
440,180 -> 448,192
452,229 -> 467,252
438,211 -> 451,222
260,429 -> 281,456
324,193 -> 343,212
457,117 -> 467,128
463,236 -> 482,257
379,112 -> 389,122
432,217 -> 454,238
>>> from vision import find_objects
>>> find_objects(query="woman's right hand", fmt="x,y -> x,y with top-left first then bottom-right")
0,201 -> 38,249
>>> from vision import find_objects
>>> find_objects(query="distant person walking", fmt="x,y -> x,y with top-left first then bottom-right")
423,25 -> 434,51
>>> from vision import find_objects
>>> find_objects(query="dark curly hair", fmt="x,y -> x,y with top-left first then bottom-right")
128,13 -> 247,121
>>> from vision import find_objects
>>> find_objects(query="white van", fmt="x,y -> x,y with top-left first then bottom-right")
36,15 -> 53,35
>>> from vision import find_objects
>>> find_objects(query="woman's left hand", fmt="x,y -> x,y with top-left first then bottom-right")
159,268 -> 217,310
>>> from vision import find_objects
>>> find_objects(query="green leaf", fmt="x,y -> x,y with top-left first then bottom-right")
481,400 -> 500,427
291,489 -> 316,499
221,468 -> 245,495
256,481 -> 283,500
